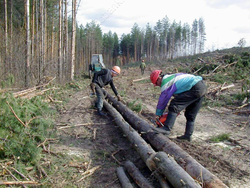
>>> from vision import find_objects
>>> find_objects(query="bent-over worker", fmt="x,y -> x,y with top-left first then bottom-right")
150,70 -> 207,141
90,66 -> 121,116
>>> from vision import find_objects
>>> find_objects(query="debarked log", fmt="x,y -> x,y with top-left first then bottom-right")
104,92 -> 228,188
103,100 -> 201,188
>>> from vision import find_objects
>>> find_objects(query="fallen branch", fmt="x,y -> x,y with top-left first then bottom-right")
223,61 -> 237,68
0,181 -> 38,185
1,165 -> 19,181
193,67 -> 203,74
57,123 -> 95,129
207,83 -> 234,97
13,77 -> 56,98
233,110 -> 250,115
220,84 -> 234,91
77,166 -> 101,182
21,87 -> 57,99
6,101 -> 26,127
236,102 -> 250,109
207,106 -> 224,114
93,128 -> 97,140
211,64 -> 221,73
10,167 -> 29,181
198,58 -> 205,63
111,150 -> 122,165
132,77 -> 149,83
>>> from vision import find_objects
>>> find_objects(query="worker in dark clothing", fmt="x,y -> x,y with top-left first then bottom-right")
90,66 -> 121,116
150,70 -> 207,141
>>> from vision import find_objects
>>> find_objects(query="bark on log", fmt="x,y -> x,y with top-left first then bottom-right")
116,167 -> 134,188
124,160 -> 154,188
103,100 -> 155,163
104,92 -> 228,188
103,100 -> 201,188
151,152 -> 200,188
153,172 -> 171,188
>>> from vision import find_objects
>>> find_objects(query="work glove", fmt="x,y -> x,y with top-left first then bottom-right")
117,95 -> 121,101
90,83 -> 96,94
155,115 -> 161,121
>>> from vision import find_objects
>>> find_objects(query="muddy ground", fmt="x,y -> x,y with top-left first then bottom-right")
51,65 -> 249,188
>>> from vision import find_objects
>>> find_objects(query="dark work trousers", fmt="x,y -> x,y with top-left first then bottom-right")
165,80 -> 207,134
95,86 -> 104,111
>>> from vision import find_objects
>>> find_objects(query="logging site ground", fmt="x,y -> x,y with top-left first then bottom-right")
0,47 -> 249,188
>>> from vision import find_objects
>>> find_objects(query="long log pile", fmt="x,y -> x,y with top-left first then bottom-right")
103,100 -> 201,188
101,89 -> 228,188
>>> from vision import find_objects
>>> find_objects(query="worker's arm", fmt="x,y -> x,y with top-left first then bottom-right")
156,85 -> 176,116
109,80 -> 118,96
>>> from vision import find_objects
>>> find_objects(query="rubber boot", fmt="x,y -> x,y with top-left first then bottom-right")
177,121 -> 194,141
97,109 -> 106,116
162,112 -> 178,131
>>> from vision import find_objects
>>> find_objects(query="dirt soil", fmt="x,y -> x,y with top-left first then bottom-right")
51,65 -> 249,188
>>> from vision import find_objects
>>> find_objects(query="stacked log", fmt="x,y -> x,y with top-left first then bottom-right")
103,100 -> 201,188
104,92 -> 228,188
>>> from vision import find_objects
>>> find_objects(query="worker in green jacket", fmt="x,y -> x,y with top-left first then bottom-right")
140,60 -> 146,75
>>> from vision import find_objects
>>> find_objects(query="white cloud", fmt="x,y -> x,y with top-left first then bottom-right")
77,0 -> 250,50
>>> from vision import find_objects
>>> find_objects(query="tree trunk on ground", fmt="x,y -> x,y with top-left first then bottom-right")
147,132 -> 228,188
116,167 -> 134,188
103,100 -> 155,163
150,151 -> 201,188
102,99 -> 201,188
104,92 -> 228,188
124,160 -> 154,188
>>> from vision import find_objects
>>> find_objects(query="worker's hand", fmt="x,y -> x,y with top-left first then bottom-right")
117,95 -> 121,101
90,83 -> 96,94
155,115 -> 161,121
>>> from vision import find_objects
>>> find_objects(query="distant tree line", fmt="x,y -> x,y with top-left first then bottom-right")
0,0 -> 206,88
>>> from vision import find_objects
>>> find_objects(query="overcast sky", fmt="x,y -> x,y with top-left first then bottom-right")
76,0 -> 250,51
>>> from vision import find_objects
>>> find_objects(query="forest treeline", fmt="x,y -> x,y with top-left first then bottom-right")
0,0 -> 206,88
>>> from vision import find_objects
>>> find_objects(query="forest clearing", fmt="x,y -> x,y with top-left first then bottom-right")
1,47 -> 249,187
1,1 -> 249,187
